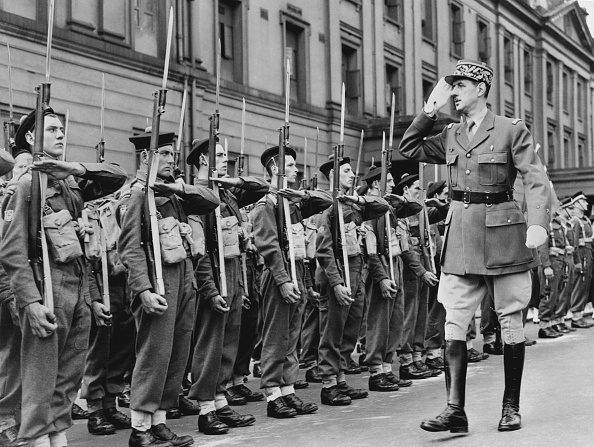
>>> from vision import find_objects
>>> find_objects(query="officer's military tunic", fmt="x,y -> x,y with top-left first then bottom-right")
1,163 -> 127,440
399,110 -> 552,343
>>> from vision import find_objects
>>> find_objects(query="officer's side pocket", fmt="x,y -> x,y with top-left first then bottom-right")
485,205 -> 533,268
478,152 -> 507,186
446,153 -> 458,187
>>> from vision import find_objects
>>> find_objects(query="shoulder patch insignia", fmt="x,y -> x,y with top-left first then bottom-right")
447,123 -> 454,129
4,210 -> 13,222
512,118 -> 522,125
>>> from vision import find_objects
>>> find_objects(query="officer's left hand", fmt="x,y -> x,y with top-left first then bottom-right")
421,271 -> 439,286
32,160 -> 86,180
91,301 -> 112,327
210,177 -> 243,189
151,181 -> 183,195
279,188 -> 306,203
526,225 -> 548,249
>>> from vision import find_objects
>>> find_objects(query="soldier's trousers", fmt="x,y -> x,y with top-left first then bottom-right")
18,261 -> 91,440
570,246 -> 593,315
365,256 -> 404,367
425,284 -> 446,350
0,300 -> 21,428
190,258 -> 242,401
480,293 -> 501,340
233,258 -> 260,378
131,259 -> 195,413
259,262 -> 306,389
555,257 -> 575,320
538,256 -> 565,325
81,274 -> 135,405
318,256 -> 364,379
299,300 -> 320,367
400,269 -> 429,354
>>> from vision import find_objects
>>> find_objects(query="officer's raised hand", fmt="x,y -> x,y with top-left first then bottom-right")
279,281 -> 300,304
525,225 -> 548,249
211,295 -> 230,314
24,302 -> 57,338
138,289 -> 168,316
210,177 -> 244,189
32,159 -> 86,180
91,301 -> 112,327
424,77 -> 453,114
379,279 -> 398,299
422,271 -> 439,286
333,284 -> 353,306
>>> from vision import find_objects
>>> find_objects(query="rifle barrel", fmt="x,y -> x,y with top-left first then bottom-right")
45,0 -> 55,82
162,6 -> 174,89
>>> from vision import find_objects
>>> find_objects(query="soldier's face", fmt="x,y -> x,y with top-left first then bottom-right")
387,173 -> 395,191
215,143 -> 228,176
340,163 -> 355,190
451,79 -> 481,112
285,155 -> 298,183
404,180 -> 420,201
436,186 -> 449,201
13,152 -> 32,179
156,144 -> 175,178
26,115 -> 65,158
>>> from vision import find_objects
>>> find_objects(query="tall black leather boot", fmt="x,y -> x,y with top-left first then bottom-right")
420,340 -> 468,433
498,342 -> 525,431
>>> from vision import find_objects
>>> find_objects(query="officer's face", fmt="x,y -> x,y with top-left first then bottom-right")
404,180 -> 421,201
285,155 -> 299,183
13,152 -> 33,179
339,163 -> 355,190
26,115 -> 65,158
451,79 -> 482,112
215,143 -> 228,177
156,144 -> 175,179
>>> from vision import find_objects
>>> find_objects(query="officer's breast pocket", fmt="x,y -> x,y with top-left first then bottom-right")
485,204 -> 534,268
478,152 -> 508,186
446,153 -> 458,187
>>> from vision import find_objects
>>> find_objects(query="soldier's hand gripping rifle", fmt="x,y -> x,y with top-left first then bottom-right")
29,0 -> 55,311
206,40 -> 228,299
333,83 -> 350,293
3,42 -> 16,154
143,6 -> 174,296
419,163 -> 437,274
277,58 -> 298,288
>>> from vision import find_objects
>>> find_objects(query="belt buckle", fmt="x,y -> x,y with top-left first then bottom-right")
485,190 -> 492,207
463,191 -> 470,204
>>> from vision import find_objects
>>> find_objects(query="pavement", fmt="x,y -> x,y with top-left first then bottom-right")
68,321 -> 594,447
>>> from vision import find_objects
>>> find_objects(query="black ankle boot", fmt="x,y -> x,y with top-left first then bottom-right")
498,342 -> 525,431
421,340 -> 468,433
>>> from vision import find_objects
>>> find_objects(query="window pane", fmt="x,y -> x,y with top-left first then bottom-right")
0,0 -> 36,19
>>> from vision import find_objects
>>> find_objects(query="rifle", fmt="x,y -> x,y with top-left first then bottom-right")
277,58 -> 298,288
143,6 -> 174,296
96,73 -> 106,163
299,137 -> 308,190
175,88 -> 188,174
237,97 -> 246,177
351,129 -> 364,195
311,127 -> 319,190
3,42 -> 16,154
206,40 -> 228,298
61,109 -> 69,161
29,0 -> 55,310
332,83 -> 350,292
419,163 -> 437,274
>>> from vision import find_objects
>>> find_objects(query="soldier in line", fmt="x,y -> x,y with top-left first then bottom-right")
400,60 -> 552,433
186,138 -> 268,435
251,146 -> 331,419
117,130 -> 219,447
316,156 -> 389,405
1,109 -> 126,447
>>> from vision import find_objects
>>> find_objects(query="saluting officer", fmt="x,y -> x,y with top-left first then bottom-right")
251,146 -> 331,419
1,109 -> 127,447
400,60 -> 552,433
117,130 -> 219,447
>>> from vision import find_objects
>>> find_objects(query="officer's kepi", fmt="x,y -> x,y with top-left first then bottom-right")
445,60 -> 494,87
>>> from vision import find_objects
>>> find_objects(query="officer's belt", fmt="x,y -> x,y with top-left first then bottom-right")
451,190 -> 513,205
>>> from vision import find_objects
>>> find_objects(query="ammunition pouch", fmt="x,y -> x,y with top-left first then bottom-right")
363,223 -> 378,255
185,215 -> 206,258
43,209 -> 84,264
292,222 -> 306,260
221,215 -> 241,259
83,207 -> 101,261
304,221 -> 317,259
344,221 -> 361,256
389,226 -> 402,257
158,216 -> 187,265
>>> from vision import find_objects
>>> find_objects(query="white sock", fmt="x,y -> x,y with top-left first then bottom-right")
427,348 -> 441,359
49,430 -> 67,447
265,387 -> 282,402
214,394 -> 228,410
322,377 -> 337,388
370,365 -> 383,376
466,340 -> 473,350
131,410 -> 152,431
382,362 -> 392,373
337,371 -> 346,383
152,409 -> 166,426
233,375 -> 244,386
412,351 -> 422,362
199,400 -> 215,415
33,435 -> 51,447
280,385 -> 295,396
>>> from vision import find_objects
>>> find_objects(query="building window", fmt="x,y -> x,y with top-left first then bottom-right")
284,22 -> 307,103
219,0 -> 243,83
523,48 -> 533,96
342,44 -> 360,115
385,63 -> 403,115
546,60 -> 554,105
0,0 -> 36,20
421,0 -> 435,42
422,78 -> 435,103
477,19 -> 490,64
562,70 -> 569,114
577,79 -> 585,121
547,126 -> 556,167
578,136 -> 586,168
563,130 -> 572,168
450,2 -> 464,58
384,0 -> 403,23
503,35 -> 513,85
132,0 -> 159,56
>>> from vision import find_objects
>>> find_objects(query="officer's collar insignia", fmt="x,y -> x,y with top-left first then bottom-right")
445,60 -> 494,86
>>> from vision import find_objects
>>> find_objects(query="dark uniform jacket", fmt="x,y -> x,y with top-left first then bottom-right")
117,171 -> 219,298
1,163 -> 127,309
399,111 -> 552,276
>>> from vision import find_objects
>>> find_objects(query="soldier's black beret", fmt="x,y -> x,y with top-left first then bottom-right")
14,107 -> 56,150
427,180 -> 447,198
129,129 -> 175,152
361,164 -> 382,184
260,146 -> 297,169
319,155 -> 351,180
395,173 -> 419,194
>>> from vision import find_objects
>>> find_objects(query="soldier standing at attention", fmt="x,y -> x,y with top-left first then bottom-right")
186,138 -> 268,435
117,131 -> 219,447
316,155 -> 389,406
399,60 -> 552,433
251,146 -> 331,419
1,109 -> 126,447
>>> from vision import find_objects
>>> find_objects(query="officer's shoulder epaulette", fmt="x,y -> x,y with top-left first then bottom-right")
512,118 -> 522,125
